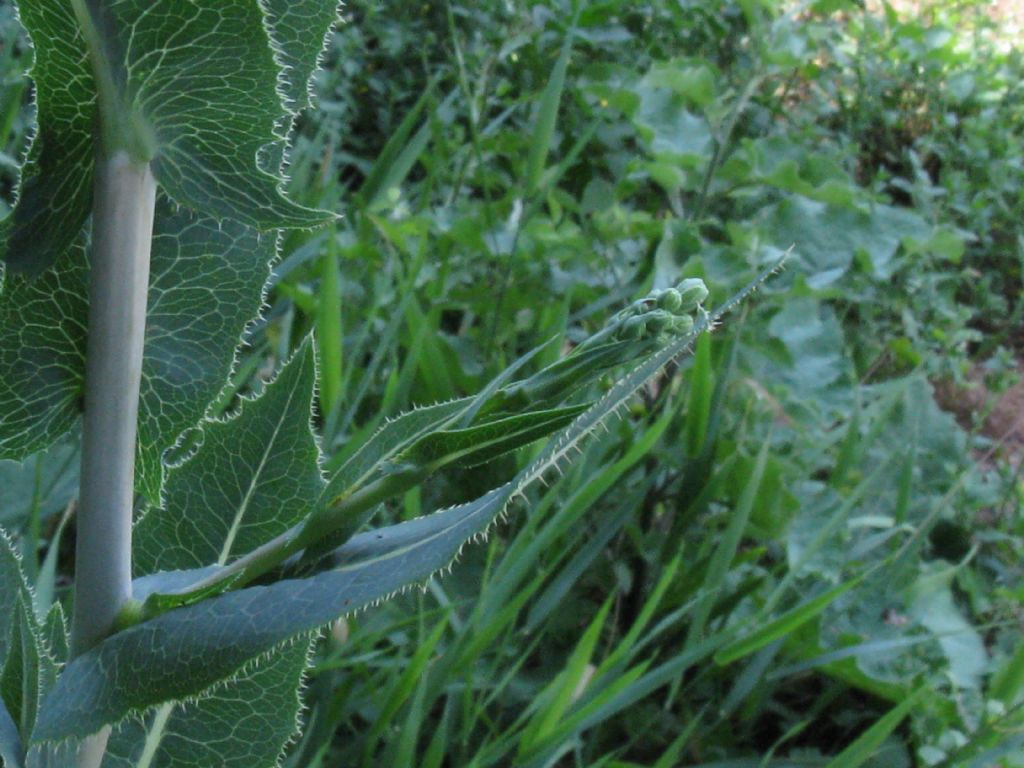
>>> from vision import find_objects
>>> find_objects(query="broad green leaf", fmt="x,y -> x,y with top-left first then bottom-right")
32,482 -> 514,743
134,342 -> 323,574
32,266 -> 782,744
100,637 -> 312,768
0,200 -> 275,497
905,564 -> 986,690
0,244 -> 88,460
0,532 -> 34,668
136,403 -> 598,606
764,297 -> 855,425
85,0 -> 330,230
0,1 -> 94,275
136,200 -> 276,502
145,265 -> 778,606
0,599 -> 41,741
758,196 -> 930,288
0,695 -> 22,768
2,0 -> 339,273
262,0 -> 341,114
0,439 -> 79,530
633,67 -> 713,163
34,318 -> 706,742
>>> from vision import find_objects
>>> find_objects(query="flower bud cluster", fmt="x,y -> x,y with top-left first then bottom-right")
610,278 -> 709,341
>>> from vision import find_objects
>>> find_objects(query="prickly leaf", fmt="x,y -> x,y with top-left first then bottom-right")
134,342 -> 324,574
0,1 -> 93,275
98,639 -> 312,768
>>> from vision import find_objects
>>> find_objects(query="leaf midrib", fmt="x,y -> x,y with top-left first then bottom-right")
217,382 -> 302,566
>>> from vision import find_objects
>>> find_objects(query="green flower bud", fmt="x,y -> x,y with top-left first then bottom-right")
670,314 -> 695,334
645,309 -> 673,332
621,315 -> 647,339
675,278 -> 709,312
656,288 -> 683,312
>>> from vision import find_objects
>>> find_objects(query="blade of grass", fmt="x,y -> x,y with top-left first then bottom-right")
686,438 -> 771,648
361,617 -> 448,766
714,573 -> 868,666
524,26 -> 574,197
684,331 -> 714,457
822,686 -> 926,768
317,227 -> 344,437
518,597 -> 612,754
357,79 -> 447,208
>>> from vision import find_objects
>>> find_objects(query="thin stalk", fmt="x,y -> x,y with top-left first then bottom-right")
72,152 -> 156,656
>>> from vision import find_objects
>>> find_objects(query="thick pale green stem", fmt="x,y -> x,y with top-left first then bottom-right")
71,152 -> 154,767
72,153 -> 156,655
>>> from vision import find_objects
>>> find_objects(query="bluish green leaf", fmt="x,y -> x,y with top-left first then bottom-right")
34,322 -> 704,742
136,199 -> 276,502
32,265 -> 781,745
33,482 -> 512,743
633,67 -> 712,162
0,200 -> 275,501
81,0 -> 330,229
0,599 -> 41,742
0,532 -> 34,669
0,440 -> 79,530
40,606 -> 66,674
0,244 -> 89,460
100,637 -> 312,768
400,404 -> 590,469
0,1 -> 94,275
0,695 -> 23,768
758,196 -> 931,288
134,342 -> 324,574
905,564 -> 986,690
326,398 -> 473,503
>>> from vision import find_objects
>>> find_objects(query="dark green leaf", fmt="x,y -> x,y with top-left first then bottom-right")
0,598 -> 41,741
262,1 -> 341,114
134,342 -> 324,574
400,404 -> 590,469
0,200 -> 275,499
0,1 -> 94,275
90,0 -> 331,229
0,245 -> 88,460
101,637 -> 312,768
135,199 -> 277,502
32,266 -> 780,744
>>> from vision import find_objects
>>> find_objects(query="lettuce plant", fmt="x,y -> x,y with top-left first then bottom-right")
0,2 -> 776,765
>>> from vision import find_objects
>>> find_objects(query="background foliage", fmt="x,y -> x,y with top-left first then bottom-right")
0,0 -> 1021,765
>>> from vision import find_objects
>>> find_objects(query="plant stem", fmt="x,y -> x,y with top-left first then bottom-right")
72,153 -> 156,656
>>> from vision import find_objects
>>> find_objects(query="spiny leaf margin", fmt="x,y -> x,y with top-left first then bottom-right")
30,262 -> 783,744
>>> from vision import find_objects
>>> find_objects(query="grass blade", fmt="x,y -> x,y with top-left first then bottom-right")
823,686 -> 926,768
